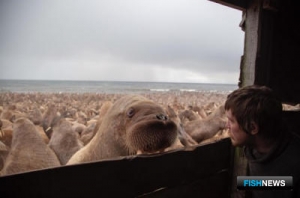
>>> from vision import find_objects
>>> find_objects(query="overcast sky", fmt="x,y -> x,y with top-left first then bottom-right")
0,0 -> 244,84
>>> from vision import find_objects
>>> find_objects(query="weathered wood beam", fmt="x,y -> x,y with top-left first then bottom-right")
239,0 -> 261,87
208,0 -> 247,11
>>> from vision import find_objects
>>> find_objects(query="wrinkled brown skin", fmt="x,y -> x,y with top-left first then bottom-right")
48,118 -> 83,165
1,104 -> 28,123
166,105 -> 197,147
0,123 -> 49,148
179,109 -> 201,125
183,116 -> 226,143
80,122 -> 96,146
36,125 -> 50,144
27,107 -> 43,125
0,118 -> 60,176
181,104 -> 227,144
0,119 -> 13,147
206,104 -> 226,120
0,119 -> 12,130
92,101 -> 113,136
67,95 -> 178,165
42,103 -> 58,138
188,105 -> 207,119
0,140 -> 9,171
0,109 -> 14,122
80,101 -> 113,145
71,122 -> 86,134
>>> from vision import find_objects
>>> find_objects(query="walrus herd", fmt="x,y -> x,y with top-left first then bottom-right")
0,91 -> 232,176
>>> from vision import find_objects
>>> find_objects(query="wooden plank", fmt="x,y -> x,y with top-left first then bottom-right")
240,0 -> 261,87
139,170 -> 230,198
208,0 -> 247,11
0,138 -> 233,198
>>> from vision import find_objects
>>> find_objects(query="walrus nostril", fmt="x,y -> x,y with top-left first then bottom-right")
156,114 -> 167,120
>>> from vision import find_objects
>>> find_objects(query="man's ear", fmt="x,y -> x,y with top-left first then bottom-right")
250,122 -> 259,135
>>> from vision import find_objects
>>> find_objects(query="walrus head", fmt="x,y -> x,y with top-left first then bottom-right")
120,100 -> 177,153
67,95 -> 179,164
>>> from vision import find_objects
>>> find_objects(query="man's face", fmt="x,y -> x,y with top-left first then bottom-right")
225,109 -> 250,147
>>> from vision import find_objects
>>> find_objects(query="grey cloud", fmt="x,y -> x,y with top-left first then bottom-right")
0,0 -> 244,83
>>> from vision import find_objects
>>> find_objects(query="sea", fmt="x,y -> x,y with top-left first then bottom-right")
0,80 -> 238,94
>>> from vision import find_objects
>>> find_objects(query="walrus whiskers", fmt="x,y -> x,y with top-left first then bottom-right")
67,95 -> 178,164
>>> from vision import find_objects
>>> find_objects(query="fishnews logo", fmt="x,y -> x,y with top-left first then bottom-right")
237,176 -> 293,190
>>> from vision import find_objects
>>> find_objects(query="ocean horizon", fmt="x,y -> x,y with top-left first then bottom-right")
0,79 -> 238,94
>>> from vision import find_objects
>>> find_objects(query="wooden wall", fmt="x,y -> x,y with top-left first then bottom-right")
0,138 -> 234,198
254,0 -> 300,104
211,0 -> 299,104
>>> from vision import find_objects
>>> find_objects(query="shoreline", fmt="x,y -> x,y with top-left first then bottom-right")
0,91 -> 229,111
0,80 -> 238,94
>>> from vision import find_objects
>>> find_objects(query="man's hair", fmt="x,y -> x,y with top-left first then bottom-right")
225,85 -> 283,139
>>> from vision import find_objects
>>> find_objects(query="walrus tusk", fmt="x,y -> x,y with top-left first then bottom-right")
0,128 -> 4,138
45,127 -> 52,133
136,149 -> 164,155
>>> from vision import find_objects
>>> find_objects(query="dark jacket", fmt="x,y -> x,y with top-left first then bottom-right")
244,132 -> 300,198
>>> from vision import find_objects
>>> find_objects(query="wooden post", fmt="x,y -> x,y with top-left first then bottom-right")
239,0 -> 262,87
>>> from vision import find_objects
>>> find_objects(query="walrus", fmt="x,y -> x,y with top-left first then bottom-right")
183,115 -> 226,143
80,101 -> 113,145
179,109 -> 201,125
199,129 -> 230,146
71,122 -> 86,134
0,119 -> 13,147
0,140 -> 9,171
42,103 -> 59,138
0,118 -> 60,176
0,105 -> 16,121
0,119 -> 3,140
206,104 -> 226,119
35,125 -> 50,144
80,122 -> 96,146
188,105 -> 207,119
92,101 -> 113,135
166,105 -> 197,147
203,102 -> 218,116
75,111 -> 88,125
1,108 -> 27,123
67,95 -> 178,165
0,118 -> 49,147
48,118 -> 83,165
27,107 -> 43,125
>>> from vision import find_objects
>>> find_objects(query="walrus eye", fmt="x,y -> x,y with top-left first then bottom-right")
127,108 -> 135,118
